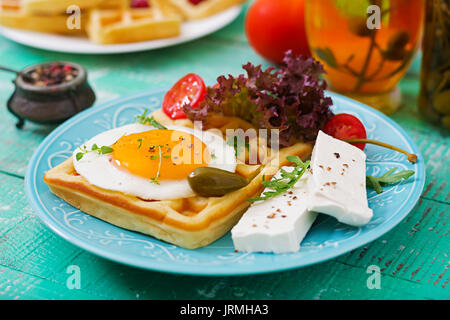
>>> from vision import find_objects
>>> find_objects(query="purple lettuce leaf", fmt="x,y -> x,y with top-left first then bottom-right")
183,50 -> 334,147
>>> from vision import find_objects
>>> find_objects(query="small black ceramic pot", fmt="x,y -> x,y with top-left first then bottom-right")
7,61 -> 96,128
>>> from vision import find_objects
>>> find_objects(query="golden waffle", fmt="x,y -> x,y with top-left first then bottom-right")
43,111 -> 313,249
86,0 -> 182,44
22,0 -> 105,15
166,0 -> 246,20
97,0 -> 129,10
0,0 -> 86,34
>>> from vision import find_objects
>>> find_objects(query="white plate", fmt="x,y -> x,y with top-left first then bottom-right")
0,6 -> 242,54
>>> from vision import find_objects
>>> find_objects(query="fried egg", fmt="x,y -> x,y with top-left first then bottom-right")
72,123 -> 236,200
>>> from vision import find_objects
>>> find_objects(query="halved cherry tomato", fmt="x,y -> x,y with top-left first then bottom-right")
323,113 -> 367,150
162,73 -> 206,119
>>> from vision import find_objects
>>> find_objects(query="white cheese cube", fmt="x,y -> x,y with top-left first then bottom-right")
231,169 -> 317,253
307,131 -> 373,226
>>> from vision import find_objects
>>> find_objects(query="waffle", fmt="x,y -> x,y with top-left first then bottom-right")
22,0 -> 105,15
97,0 -> 129,10
0,0 -> 86,34
43,112 -> 313,249
166,0 -> 246,20
86,0 -> 182,44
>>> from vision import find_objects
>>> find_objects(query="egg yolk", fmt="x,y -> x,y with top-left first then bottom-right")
111,130 -> 210,181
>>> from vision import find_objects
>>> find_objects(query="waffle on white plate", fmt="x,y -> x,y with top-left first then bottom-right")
0,0 -> 87,34
21,0 -> 105,15
86,0 -> 182,44
0,0 -> 247,44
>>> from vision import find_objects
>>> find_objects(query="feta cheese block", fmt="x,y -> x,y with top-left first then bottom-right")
231,169 -> 318,253
307,131 -> 373,226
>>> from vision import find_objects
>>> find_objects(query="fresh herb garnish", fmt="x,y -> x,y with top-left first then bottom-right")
226,134 -> 250,157
366,167 -> 415,194
247,156 -> 310,202
150,175 -> 160,185
76,144 -> 114,161
137,138 -> 143,149
135,109 -> 167,129
150,146 -> 163,184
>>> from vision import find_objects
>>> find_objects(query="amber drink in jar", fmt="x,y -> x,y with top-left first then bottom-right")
306,0 -> 424,114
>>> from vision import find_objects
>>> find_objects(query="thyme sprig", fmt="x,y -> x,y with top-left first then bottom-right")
135,109 -> 167,129
76,144 -> 114,161
247,156 -> 310,202
366,167 -> 415,194
150,145 -> 163,184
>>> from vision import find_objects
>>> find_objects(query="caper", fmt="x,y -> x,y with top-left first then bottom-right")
425,71 -> 443,92
442,116 -> 450,129
188,167 -> 249,197
432,90 -> 450,115
418,94 -> 441,123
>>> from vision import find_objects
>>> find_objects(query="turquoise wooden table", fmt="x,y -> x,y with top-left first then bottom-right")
0,6 -> 448,300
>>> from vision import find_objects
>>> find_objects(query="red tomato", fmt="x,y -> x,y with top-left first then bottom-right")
162,73 -> 206,119
245,0 -> 310,64
323,114 -> 367,150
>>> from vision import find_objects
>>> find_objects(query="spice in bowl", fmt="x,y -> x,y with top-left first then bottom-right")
23,63 -> 80,87
7,61 -> 96,128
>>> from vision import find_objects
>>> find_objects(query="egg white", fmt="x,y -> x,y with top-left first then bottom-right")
72,123 -> 236,200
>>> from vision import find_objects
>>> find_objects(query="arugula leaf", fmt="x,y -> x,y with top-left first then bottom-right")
135,109 -> 167,129
366,167 -> 415,194
247,156 -> 310,202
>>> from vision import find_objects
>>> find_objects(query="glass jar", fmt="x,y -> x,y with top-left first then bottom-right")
306,0 -> 425,114
418,0 -> 450,129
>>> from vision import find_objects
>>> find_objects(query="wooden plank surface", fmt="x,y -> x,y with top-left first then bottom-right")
0,6 -> 448,300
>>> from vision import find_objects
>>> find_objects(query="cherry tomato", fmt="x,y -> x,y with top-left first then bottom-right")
323,114 -> 367,150
162,73 -> 206,119
245,0 -> 310,64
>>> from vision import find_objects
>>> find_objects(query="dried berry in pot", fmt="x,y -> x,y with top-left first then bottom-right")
23,62 -> 80,87
7,61 -> 96,128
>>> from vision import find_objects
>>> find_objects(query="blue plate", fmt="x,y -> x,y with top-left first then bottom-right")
25,90 -> 425,276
